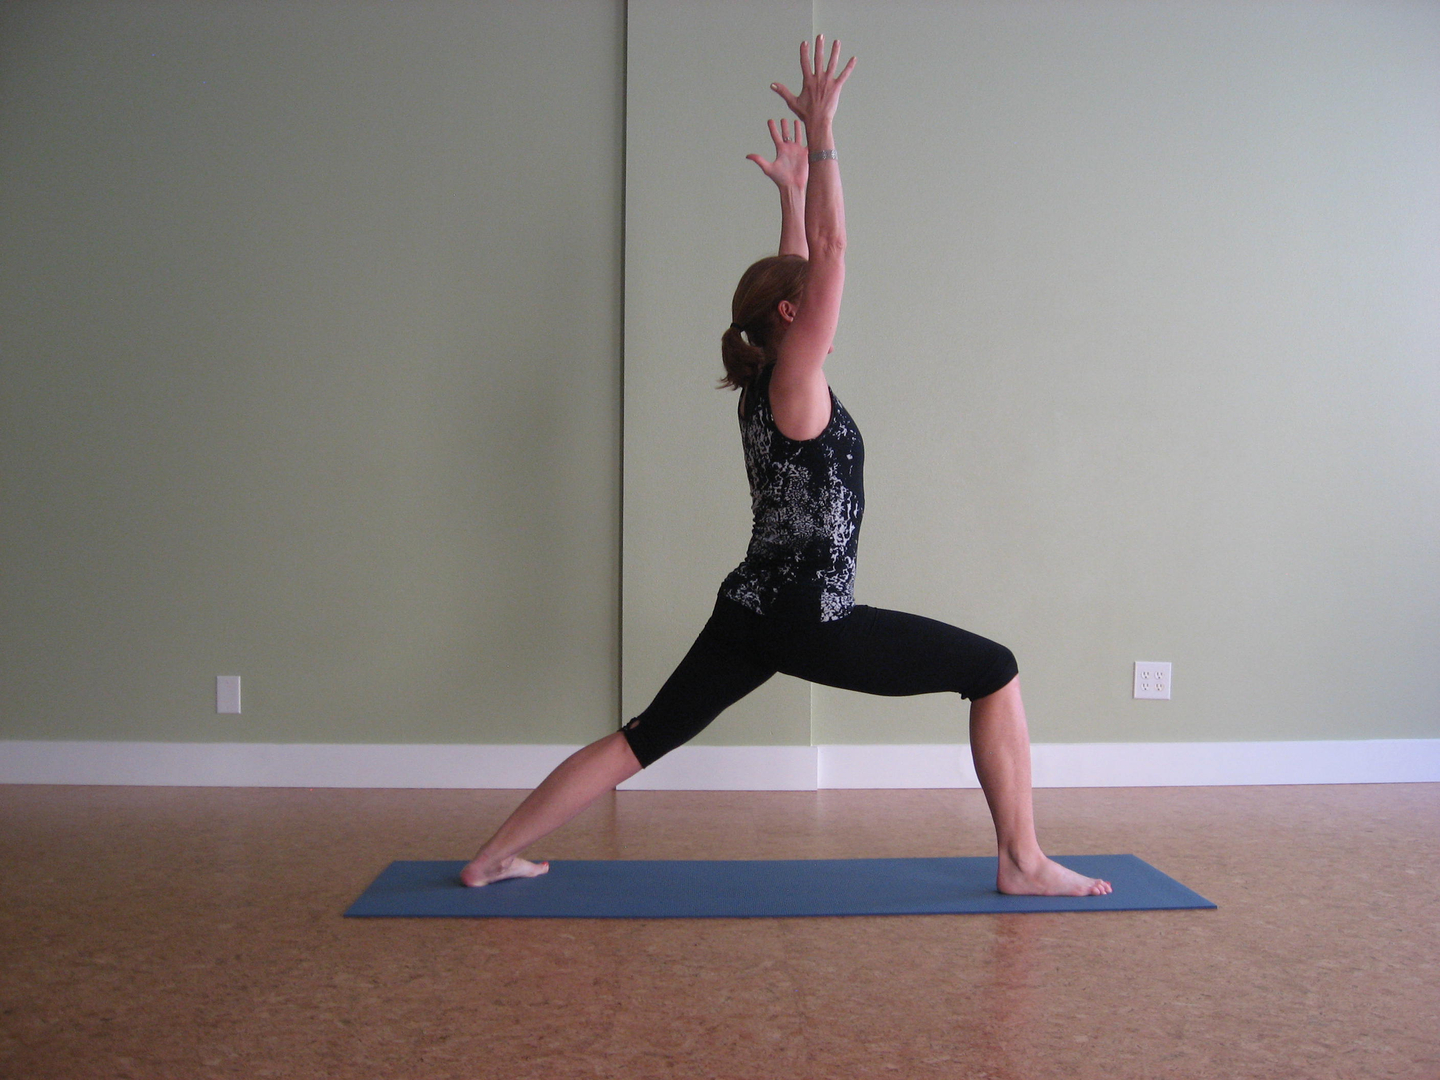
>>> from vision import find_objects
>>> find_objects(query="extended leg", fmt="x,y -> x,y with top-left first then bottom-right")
462,600 -> 775,887
970,676 -> 1112,896
460,731 -> 641,887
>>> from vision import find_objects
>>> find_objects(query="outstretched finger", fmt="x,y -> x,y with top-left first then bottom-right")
770,80 -> 801,114
826,37 -> 841,76
834,54 -> 856,86
767,117 -> 783,149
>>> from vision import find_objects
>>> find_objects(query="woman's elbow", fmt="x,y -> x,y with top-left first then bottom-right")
809,234 -> 846,261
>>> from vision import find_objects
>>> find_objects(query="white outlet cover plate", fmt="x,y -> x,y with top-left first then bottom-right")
217,676 -> 242,714
1134,662 -> 1172,700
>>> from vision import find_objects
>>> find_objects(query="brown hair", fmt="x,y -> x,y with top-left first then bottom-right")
719,254 -> 809,391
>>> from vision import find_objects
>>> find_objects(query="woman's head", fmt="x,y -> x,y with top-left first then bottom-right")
720,254 -> 809,391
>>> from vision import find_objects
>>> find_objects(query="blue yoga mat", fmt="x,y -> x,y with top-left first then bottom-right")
345,855 -> 1214,918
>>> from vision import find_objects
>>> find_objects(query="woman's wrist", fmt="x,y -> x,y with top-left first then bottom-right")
805,119 -> 835,150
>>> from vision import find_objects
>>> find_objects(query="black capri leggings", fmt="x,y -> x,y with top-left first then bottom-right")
621,595 -> 1019,769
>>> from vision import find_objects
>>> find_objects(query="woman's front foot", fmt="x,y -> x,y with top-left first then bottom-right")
996,847 -> 1112,896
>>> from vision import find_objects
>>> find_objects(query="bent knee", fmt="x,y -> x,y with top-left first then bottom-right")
967,642 -> 1018,700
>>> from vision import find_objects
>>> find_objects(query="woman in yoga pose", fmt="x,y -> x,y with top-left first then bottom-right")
462,36 -> 1111,897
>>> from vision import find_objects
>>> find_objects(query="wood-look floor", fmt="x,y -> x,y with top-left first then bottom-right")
1,782 -> 1436,1079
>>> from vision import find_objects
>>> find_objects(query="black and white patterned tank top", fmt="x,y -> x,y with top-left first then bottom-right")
719,365 -> 865,622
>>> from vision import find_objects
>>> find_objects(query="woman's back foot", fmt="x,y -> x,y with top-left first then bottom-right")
996,850 -> 1112,896
460,855 -> 549,888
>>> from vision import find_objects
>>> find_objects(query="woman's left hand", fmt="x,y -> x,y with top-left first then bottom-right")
771,35 -> 855,128
746,118 -> 808,191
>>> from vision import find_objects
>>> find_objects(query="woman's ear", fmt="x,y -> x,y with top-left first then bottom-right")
776,300 -> 798,324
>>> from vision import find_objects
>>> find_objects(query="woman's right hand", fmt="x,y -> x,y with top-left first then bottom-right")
747,118 -> 809,192
770,35 -> 856,127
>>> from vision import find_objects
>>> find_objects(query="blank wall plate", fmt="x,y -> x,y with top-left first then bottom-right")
1133,662 -> 1171,700
216,676 -> 242,714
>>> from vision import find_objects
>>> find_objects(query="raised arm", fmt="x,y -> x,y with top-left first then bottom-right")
748,118 -> 809,258
767,35 -> 856,440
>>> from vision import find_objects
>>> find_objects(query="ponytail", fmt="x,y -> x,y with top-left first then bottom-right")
720,324 -> 769,391
719,254 -> 809,392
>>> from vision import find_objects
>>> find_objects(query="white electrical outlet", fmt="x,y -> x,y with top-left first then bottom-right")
1133,662 -> 1171,700
217,675 -> 242,714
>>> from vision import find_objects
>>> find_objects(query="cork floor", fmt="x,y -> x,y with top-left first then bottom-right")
1,783 -> 1436,1079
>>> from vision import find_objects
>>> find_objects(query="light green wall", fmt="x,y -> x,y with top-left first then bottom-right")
3,1 -> 1436,749
623,0 -> 1440,745
622,0 -> 815,746
809,0 -> 1440,742
0,0 -> 625,743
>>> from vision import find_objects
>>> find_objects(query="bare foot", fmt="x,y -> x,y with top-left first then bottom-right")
997,850 -> 1112,896
460,855 -> 550,888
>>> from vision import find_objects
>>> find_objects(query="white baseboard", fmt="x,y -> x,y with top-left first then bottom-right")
819,744 -> 980,789
618,745 -> 819,791
0,741 -> 582,789
2,739 -> 1436,789
821,740 -> 1440,788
